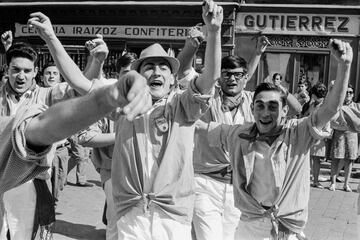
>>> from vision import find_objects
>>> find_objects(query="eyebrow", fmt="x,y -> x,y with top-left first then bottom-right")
11,66 -> 33,71
254,100 -> 280,105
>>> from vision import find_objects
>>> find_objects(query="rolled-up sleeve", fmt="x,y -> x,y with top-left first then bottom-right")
331,104 -> 360,133
306,111 -> 333,140
178,78 -> 213,122
78,122 -> 102,145
12,105 -> 53,167
178,67 -> 199,89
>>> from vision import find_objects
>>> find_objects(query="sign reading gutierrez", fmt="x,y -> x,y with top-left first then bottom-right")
236,13 -> 359,36
15,23 -> 190,39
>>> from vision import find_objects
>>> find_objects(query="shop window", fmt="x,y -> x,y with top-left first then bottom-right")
259,51 -> 328,93
298,54 -> 326,88
263,53 -> 292,89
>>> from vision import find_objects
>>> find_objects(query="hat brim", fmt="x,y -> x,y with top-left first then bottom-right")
131,56 -> 180,75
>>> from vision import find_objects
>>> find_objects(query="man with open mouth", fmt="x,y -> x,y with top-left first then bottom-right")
111,1 -> 223,239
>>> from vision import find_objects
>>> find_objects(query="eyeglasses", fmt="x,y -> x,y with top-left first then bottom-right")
346,91 -> 353,94
221,71 -> 246,80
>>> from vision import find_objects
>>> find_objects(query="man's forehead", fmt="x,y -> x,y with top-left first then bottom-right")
141,57 -> 170,67
44,66 -> 59,72
254,91 -> 282,104
9,57 -> 35,68
221,67 -> 245,73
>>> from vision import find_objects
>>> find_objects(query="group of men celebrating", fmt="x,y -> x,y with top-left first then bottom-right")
0,1 -> 359,240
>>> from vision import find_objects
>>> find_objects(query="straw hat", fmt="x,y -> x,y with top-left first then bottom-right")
131,43 -> 180,74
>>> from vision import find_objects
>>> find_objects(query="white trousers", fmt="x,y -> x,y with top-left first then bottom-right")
192,174 -> 241,240
235,218 -> 304,240
0,180 -> 36,240
104,179 -> 118,240
117,206 -> 191,240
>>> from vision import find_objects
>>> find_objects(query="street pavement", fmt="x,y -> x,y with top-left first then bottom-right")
53,162 -> 359,240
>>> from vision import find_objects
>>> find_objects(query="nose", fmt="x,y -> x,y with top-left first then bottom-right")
17,71 -> 25,80
262,107 -> 272,117
154,65 -> 161,74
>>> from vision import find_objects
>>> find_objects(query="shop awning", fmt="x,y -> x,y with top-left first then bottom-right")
239,3 -> 360,10
0,1 -> 240,7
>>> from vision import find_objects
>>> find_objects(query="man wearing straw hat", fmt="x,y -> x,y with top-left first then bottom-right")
111,1 -> 223,239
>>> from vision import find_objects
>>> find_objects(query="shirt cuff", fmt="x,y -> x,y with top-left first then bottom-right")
307,111 -> 333,140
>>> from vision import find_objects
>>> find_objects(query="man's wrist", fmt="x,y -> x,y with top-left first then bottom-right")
44,33 -> 58,42
284,88 -> 289,97
93,57 -> 105,65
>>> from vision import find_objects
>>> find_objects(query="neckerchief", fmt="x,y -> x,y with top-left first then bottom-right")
238,123 -> 285,146
5,79 -> 37,101
344,99 -> 353,106
221,92 -> 243,112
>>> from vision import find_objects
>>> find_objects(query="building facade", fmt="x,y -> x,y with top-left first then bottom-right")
0,1 -> 358,98
0,1 -> 238,78
235,3 -> 360,97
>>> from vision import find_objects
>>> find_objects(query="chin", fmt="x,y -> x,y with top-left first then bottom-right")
258,124 -> 273,134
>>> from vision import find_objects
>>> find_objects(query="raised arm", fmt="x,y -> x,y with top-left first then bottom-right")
25,71 -> 151,147
315,39 -> 353,128
194,0 -> 223,94
177,25 -> 204,79
83,34 -> 108,80
28,12 -> 93,95
247,35 -> 269,80
285,91 -> 302,116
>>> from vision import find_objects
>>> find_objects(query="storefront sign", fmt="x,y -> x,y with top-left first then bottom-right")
15,23 -> 190,39
236,13 -> 359,36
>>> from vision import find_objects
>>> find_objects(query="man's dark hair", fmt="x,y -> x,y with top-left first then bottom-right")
272,73 -> 282,81
309,83 -> 327,99
221,55 -> 247,71
297,78 -> 308,86
6,42 -> 38,66
253,82 -> 287,107
42,61 -> 57,75
116,52 -> 138,72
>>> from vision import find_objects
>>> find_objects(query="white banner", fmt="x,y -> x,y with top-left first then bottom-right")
236,13 -> 360,36
15,23 -> 191,40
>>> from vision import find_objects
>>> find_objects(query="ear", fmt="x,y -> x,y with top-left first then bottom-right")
170,74 -> 175,85
282,104 -> 289,117
34,66 -> 38,76
243,74 -> 250,88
